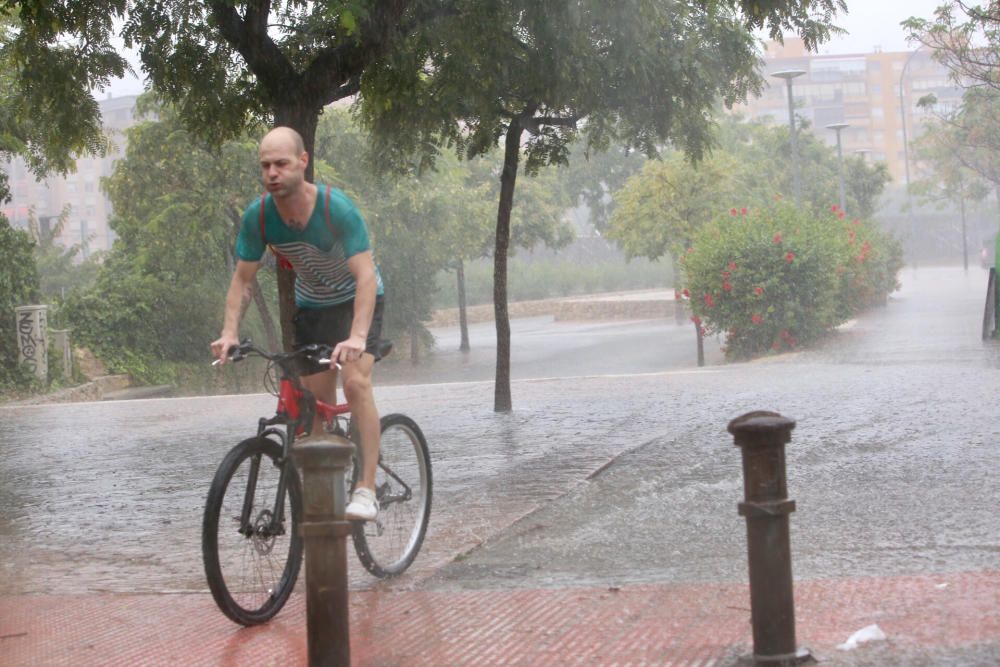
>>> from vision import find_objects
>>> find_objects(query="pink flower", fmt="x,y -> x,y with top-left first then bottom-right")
682,288 -> 690,298
754,286 -> 764,296
785,251 -> 795,263
831,204 -> 839,212
691,315 -> 702,326
751,313 -> 763,325
704,294 -> 715,308
773,233 -> 782,244
740,207 -> 748,216
728,261 -> 737,270
721,270 -> 731,279
837,211 -> 846,220
852,218 -> 860,225
730,207 -> 738,216
722,281 -> 732,292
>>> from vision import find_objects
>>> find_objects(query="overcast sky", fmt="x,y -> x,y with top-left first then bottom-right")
99,1 -> 950,99
816,0 -> 946,54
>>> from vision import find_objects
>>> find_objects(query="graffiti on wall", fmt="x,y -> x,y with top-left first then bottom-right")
16,307 -> 47,379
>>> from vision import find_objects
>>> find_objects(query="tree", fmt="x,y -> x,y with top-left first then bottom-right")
314,108 -> 572,358
0,213 -> 39,389
61,101 -> 280,380
0,4 -> 127,201
109,0 -> 475,349
713,116 -> 890,218
364,1 -> 845,412
904,2 -> 1000,92
27,206 -> 101,301
608,151 -> 739,290
559,142 -> 646,234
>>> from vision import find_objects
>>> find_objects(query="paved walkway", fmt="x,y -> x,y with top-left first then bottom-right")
3,570 -> 998,666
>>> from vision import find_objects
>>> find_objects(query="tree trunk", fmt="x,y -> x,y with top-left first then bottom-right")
273,103 -> 321,351
493,118 -> 524,413
457,259 -> 470,352
251,277 -> 281,351
960,193 -> 968,272
671,251 -> 685,325
409,318 -> 420,365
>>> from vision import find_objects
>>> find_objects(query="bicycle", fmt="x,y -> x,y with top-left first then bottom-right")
202,339 -> 432,626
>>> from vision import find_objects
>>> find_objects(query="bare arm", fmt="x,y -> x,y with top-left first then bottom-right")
333,250 -> 377,363
211,260 -> 261,362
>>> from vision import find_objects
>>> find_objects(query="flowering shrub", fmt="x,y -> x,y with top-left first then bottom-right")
682,202 -> 901,359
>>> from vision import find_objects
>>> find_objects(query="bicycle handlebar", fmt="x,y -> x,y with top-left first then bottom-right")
212,339 -> 339,371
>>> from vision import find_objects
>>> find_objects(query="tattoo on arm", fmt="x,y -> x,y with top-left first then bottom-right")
239,285 -> 253,321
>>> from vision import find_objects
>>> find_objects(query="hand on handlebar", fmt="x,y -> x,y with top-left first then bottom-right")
331,335 -> 366,365
211,333 -> 240,366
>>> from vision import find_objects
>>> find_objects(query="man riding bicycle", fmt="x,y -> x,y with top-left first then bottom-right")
211,126 -> 383,521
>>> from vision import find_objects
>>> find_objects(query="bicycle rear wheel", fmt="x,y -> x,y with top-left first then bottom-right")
202,437 -> 303,625
352,414 -> 432,578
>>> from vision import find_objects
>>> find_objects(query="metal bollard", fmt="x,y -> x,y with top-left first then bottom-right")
728,411 -> 814,666
292,436 -> 355,667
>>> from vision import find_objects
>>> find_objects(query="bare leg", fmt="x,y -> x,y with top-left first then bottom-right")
300,367 -> 338,437
340,353 -> 379,491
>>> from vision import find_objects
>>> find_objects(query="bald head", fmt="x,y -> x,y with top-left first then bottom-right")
261,126 -> 306,155
259,126 -> 309,199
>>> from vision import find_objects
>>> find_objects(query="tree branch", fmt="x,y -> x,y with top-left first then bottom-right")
207,0 -> 299,95
301,0 -> 413,105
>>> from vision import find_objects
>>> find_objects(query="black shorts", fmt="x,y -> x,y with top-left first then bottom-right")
293,296 -> 385,375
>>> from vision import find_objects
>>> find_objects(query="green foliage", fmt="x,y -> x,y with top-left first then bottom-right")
26,207 -> 101,301
0,213 -> 40,389
683,202 -> 901,359
314,108 -> 573,342
608,151 -> 740,262
608,117 -> 893,268
558,142 -> 646,234
433,257 -> 668,308
0,4 -> 128,201
904,2 -> 1000,93
58,100 -> 270,384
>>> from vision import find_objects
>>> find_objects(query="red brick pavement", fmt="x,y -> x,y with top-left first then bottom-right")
2,570 -> 998,666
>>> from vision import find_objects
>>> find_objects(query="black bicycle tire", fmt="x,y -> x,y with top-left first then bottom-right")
202,436 -> 303,625
351,414 -> 433,578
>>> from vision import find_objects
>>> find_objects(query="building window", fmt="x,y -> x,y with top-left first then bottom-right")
872,106 -> 884,119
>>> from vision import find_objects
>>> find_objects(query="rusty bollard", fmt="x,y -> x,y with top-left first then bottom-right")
292,436 -> 355,667
728,411 -> 814,666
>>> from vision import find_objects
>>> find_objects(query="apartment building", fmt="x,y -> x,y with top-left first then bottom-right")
1,94 -> 140,256
736,39 -> 965,186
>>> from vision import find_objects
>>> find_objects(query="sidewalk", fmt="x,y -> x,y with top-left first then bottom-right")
2,570 -> 998,666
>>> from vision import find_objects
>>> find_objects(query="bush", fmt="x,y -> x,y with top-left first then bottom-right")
683,203 -> 901,359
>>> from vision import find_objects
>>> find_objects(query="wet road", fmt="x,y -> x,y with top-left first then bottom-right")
1,266 -> 997,600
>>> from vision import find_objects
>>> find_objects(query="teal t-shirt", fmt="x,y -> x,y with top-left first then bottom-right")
235,185 -> 385,308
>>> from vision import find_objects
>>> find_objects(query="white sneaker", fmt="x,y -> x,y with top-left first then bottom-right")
345,487 -> 379,521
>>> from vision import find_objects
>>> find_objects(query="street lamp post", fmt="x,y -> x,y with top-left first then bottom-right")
826,122 -> 849,212
899,48 -> 921,259
772,69 -> 807,208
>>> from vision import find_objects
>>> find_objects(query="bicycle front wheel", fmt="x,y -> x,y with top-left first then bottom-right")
202,437 -> 303,625
352,414 -> 432,578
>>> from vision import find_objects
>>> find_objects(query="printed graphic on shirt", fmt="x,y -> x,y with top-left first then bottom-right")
235,185 -> 385,308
